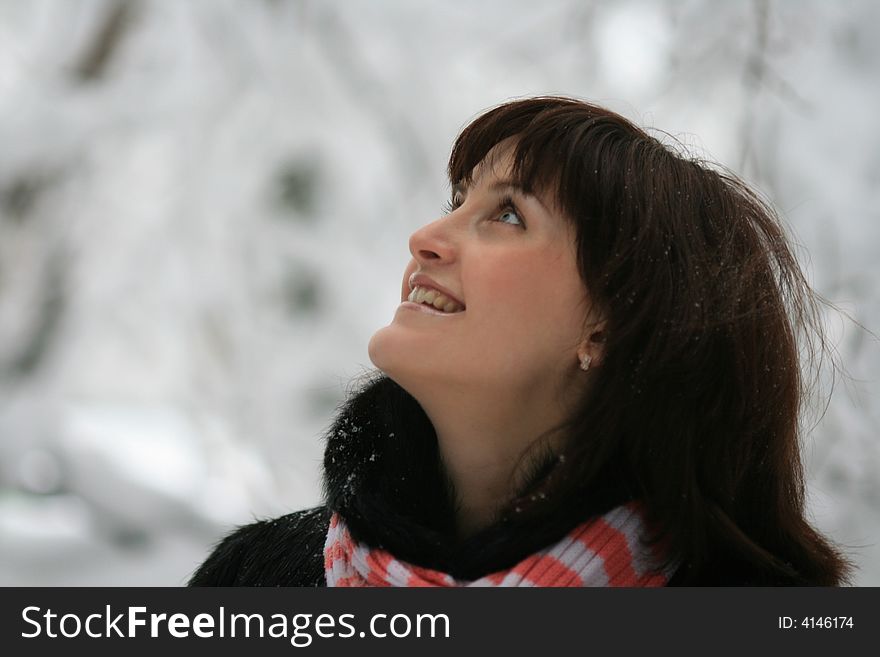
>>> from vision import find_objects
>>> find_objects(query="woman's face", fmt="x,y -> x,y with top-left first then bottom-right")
368,146 -> 594,403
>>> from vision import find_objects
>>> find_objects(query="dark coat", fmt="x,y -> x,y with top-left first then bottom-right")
188,374 -> 784,586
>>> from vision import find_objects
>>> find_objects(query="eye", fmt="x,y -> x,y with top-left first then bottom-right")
497,208 -> 524,227
442,189 -> 465,215
495,195 -> 526,228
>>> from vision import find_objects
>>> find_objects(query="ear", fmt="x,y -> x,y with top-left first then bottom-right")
576,319 -> 607,370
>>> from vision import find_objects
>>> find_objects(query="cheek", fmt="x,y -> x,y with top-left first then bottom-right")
474,252 -> 586,339
486,248 -> 582,306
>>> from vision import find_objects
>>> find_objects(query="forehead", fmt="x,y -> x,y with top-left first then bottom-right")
466,139 -> 518,187
459,140 -> 564,219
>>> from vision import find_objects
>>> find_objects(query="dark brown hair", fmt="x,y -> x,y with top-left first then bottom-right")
448,96 -> 852,585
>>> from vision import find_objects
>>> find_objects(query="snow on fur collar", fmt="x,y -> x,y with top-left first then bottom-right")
320,373 -> 669,583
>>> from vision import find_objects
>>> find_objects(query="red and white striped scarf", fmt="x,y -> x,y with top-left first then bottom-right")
324,502 -> 674,587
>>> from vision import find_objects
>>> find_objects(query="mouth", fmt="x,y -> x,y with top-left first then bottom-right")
400,301 -> 460,316
405,286 -> 466,314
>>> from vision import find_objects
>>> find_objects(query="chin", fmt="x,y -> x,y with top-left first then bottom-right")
368,327 -> 413,380
368,326 -> 448,392
367,340 -> 409,395
367,324 -> 402,376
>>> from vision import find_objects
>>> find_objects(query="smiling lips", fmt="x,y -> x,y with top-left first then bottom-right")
407,286 -> 465,313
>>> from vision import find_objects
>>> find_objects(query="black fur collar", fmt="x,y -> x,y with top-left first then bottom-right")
321,373 -> 631,580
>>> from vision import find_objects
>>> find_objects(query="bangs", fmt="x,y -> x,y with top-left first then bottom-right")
447,97 -> 649,220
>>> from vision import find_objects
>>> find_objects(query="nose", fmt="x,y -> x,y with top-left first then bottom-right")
401,214 -> 459,303
408,215 -> 457,265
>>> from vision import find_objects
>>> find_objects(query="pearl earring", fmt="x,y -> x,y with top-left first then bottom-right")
579,354 -> 592,372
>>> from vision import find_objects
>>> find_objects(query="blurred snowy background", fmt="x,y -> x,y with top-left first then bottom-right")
0,0 -> 877,585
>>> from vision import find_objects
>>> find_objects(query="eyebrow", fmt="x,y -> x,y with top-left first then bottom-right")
490,180 -> 530,194
454,179 -> 525,192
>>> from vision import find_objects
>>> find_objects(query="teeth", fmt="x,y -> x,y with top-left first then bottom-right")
407,286 -> 464,313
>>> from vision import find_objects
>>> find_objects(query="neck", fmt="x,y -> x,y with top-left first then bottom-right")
439,435 -> 519,539
414,382 -> 571,540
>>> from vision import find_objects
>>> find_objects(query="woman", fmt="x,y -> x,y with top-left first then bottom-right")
190,97 -> 852,586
